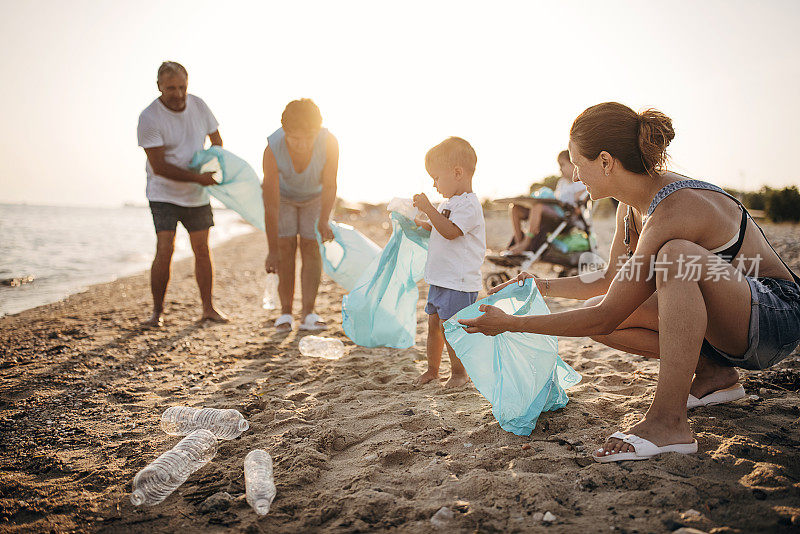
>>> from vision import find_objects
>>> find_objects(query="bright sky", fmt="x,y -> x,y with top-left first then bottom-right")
1,0 -> 798,207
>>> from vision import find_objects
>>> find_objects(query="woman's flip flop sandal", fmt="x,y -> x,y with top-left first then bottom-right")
593,432 -> 698,463
687,384 -> 745,409
299,313 -> 327,331
274,314 -> 294,332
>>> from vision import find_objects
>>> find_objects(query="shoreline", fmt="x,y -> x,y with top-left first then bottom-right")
1,214 -> 799,533
0,205 -> 257,318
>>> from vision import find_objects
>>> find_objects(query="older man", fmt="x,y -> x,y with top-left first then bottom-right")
137,61 -> 227,326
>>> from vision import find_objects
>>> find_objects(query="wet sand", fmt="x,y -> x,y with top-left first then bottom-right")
1,209 -> 799,533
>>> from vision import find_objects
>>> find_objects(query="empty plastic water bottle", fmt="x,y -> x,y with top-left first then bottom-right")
244,449 -> 277,515
387,197 -> 421,220
130,429 -> 218,506
161,406 -> 250,440
262,273 -> 279,310
298,336 -> 345,360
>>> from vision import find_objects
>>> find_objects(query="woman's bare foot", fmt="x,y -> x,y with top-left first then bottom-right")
444,373 -> 470,388
594,416 -> 694,459
413,370 -> 439,386
200,308 -> 229,323
690,360 -> 739,399
142,312 -> 164,328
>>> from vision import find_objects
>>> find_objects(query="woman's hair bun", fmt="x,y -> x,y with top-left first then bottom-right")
637,109 -> 675,175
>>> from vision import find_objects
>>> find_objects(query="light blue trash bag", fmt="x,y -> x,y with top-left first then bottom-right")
319,221 -> 382,292
342,212 -> 430,348
190,147 -> 265,230
443,278 -> 581,436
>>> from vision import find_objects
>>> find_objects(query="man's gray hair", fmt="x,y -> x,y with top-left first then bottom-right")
157,61 -> 188,80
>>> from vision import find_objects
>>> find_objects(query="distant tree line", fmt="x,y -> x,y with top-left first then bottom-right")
528,175 -> 561,194
727,186 -> 800,223
526,177 -> 799,223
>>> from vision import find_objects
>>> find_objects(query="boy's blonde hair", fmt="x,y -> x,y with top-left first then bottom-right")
425,137 -> 477,178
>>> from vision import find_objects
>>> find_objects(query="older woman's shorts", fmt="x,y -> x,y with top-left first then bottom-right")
701,276 -> 800,370
278,195 -> 321,240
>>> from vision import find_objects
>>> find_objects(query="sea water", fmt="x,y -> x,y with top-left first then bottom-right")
0,203 -> 252,316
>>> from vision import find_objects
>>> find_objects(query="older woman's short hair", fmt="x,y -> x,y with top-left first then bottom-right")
281,99 -> 323,133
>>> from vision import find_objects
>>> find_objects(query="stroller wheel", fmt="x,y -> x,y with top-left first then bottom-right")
484,272 -> 511,291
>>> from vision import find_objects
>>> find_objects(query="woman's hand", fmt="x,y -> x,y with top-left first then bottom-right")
317,221 -> 334,242
487,271 -> 537,295
265,252 -> 280,274
459,304 -> 516,336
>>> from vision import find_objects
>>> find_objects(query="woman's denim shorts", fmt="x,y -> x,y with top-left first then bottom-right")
701,276 -> 800,370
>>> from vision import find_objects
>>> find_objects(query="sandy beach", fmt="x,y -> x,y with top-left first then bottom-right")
1,209 -> 799,533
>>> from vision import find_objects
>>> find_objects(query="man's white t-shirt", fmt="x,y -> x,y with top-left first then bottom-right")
137,94 -> 219,207
424,192 -> 486,292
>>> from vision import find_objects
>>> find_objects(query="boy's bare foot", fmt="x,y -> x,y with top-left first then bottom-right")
200,309 -> 229,323
444,373 -> 470,388
413,370 -> 440,386
142,312 -> 164,328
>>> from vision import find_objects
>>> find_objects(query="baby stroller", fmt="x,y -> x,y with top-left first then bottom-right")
484,192 -> 598,290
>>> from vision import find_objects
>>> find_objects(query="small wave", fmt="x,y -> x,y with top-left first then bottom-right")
116,252 -> 151,263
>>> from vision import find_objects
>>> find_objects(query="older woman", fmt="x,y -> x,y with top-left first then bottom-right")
461,102 -> 800,462
262,99 -> 339,332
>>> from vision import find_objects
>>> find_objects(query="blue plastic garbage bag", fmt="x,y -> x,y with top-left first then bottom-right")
190,147 -> 265,230
319,221 -> 382,292
342,212 -> 430,348
443,279 -> 581,435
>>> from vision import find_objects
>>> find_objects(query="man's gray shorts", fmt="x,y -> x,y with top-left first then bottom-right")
278,195 -> 321,240
149,201 -> 214,233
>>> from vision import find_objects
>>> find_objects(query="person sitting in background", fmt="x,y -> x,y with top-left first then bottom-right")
136,61 -> 228,327
262,99 -> 339,332
507,150 -> 587,254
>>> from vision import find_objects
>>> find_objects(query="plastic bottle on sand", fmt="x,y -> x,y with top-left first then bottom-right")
262,273 -> 279,310
244,449 -> 277,515
130,429 -> 218,506
298,336 -> 345,360
161,406 -> 250,440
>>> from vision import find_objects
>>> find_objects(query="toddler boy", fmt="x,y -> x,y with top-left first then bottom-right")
412,137 -> 486,388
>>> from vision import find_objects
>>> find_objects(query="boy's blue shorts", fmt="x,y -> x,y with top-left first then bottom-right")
425,285 -> 478,321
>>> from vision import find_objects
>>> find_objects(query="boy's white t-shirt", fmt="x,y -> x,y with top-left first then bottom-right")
424,192 -> 486,292
137,94 -> 219,207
